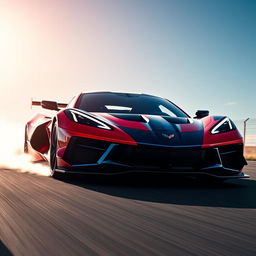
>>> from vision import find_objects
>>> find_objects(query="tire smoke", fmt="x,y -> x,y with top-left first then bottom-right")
0,120 -> 51,176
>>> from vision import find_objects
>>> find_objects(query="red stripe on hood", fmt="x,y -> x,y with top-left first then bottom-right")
180,120 -> 202,132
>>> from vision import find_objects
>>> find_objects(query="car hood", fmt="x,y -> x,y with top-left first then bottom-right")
97,113 -> 204,147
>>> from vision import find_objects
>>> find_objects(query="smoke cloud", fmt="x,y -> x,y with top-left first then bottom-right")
0,120 -> 51,176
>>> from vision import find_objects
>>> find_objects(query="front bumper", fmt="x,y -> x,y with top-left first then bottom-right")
58,137 -> 249,179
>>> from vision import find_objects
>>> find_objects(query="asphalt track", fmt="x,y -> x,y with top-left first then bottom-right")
0,162 -> 256,256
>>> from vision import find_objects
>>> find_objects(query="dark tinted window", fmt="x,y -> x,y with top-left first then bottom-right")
77,92 -> 188,117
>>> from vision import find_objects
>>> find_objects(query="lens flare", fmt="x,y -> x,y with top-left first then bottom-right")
0,120 -> 51,176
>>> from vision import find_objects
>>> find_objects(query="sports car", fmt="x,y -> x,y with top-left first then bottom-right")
25,91 -> 248,180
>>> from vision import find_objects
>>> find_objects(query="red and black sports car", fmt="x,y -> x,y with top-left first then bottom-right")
25,91 -> 248,180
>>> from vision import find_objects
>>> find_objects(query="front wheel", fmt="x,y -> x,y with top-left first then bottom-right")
50,123 -> 65,179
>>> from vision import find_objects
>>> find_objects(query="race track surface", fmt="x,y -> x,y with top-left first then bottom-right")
1,162 -> 256,256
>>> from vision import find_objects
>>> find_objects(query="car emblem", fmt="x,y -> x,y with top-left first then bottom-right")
162,133 -> 175,139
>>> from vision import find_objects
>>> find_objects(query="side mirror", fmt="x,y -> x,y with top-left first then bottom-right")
41,100 -> 59,111
195,110 -> 209,119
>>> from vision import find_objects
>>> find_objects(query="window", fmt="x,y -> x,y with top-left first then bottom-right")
159,105 -> 176,117
77,92 -> 188,118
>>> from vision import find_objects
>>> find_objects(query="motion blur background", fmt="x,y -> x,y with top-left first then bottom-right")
0,0 -> 255,146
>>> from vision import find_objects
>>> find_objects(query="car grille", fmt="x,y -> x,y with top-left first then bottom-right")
63,137 -> 245,172
107,144 -> 220,169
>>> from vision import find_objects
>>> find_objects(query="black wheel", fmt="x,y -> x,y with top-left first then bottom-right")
50,123 -> 64,179
24,126 -> 28,153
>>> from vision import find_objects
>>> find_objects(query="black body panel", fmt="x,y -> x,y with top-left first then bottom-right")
60,137 -> 247,179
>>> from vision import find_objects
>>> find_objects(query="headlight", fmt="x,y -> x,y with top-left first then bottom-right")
211,117 -> 234,134
64,109 -> 112,130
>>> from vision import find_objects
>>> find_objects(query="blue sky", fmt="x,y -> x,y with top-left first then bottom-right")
0,0 -> 255,122
78,0 -> 255,120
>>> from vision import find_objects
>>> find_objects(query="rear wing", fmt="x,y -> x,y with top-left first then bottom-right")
31,100 -> 68,110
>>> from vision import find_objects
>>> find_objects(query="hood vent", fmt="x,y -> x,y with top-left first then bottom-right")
163,116 -> 190,124
110,114 -> 190,124
110,114 -> 148,123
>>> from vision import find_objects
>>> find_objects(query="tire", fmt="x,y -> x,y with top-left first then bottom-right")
50,123 -> 65,179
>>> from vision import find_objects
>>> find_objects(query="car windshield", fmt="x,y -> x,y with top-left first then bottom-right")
76,92 -> 189,118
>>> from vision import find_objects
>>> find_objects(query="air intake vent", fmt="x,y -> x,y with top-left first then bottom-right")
110,114 -> 147,122
63,137 -> 110,165
163,116 -> 190,124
